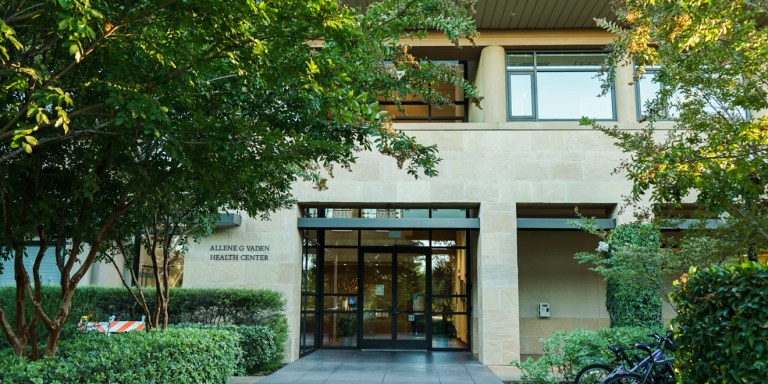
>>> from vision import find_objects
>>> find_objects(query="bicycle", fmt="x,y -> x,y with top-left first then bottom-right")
573,333 -> 675,384
573,344 -> 637,384
599,333 -> 676,384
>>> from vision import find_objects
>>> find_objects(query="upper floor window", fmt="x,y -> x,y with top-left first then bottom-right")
379,61 -> 468,123
636,66 -> 750,121
506,52 -> 615,120
636,66 -> 676,120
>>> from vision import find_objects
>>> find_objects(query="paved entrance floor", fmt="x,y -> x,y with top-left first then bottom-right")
253,349 -> 505,384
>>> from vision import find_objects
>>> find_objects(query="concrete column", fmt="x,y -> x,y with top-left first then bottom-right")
469,45 -> 507,123
477,203 -> 520,366
614,62 -> 637,124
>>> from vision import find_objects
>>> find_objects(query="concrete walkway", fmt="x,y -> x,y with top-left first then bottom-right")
234,349 -> 505,384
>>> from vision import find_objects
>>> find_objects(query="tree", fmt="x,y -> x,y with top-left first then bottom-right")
100,197 -> 213,332
573,220 -> 664,328
586,0 -> 768,260
0,0 -> 479,358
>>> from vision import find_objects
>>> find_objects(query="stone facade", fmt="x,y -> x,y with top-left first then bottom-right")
83,30 -> 683,368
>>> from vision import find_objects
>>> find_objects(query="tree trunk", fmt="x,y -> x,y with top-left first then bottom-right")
43,326 -> 61,357
28,314 -> 40,360
13,244 -> 28,356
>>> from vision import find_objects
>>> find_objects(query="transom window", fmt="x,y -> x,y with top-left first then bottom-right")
506,52 -> 615,120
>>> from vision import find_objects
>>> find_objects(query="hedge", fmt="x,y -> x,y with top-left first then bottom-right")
0,328 -> 240,383
172,323 -> 282,374
0,286 -> 287,349
673,261 -> 768,383
512,327 -> 662,384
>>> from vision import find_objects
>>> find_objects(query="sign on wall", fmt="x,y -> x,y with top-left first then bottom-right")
209,244 -> 270,261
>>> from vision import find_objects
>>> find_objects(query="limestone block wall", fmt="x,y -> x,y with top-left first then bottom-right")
184,211 -> 303,362
292,123 -> 631,365
517,230 -> 610,357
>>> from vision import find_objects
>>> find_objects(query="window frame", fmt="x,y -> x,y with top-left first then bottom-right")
635,66 -> 672,121
506,51 -> 616,121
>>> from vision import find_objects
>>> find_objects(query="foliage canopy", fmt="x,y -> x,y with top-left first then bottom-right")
0,0 -> 479,358
588,0 -> 768,258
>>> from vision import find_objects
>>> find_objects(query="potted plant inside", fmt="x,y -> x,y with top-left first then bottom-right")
336,316 -> 356,347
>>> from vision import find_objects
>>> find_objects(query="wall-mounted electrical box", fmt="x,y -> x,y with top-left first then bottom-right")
538,302 -> 551,318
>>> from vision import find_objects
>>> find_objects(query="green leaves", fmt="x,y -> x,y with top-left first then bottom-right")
592,0 -> 768,257
0,0 -> 477,358
573,222 -> 665,328
673,261 -> 768,382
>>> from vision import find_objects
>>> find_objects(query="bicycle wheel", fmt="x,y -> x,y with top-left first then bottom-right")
651,362 -> 675,383
601,371 -> 645,384
573,363 -> 612,384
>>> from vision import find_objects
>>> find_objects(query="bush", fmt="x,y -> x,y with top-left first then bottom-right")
172,323 -> 283,374
604,224 -> 663,329
574,223 -> 664,329
0,286 -> 287,355
0,328 -> 241,383
673,261 -> 768,383
512,327 -> 661,384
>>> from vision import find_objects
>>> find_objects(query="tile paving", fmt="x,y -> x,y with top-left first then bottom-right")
255,350 -> 504,384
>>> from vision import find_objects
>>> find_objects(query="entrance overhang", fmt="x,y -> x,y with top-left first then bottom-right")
298,217 -> 480,230
516,218 -> 615,230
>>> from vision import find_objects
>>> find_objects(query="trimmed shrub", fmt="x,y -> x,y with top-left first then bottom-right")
172,323 -> 283,374
0,328 -> 240,383
673,262 -> 768,383
512,327 -> 661,384
0,286 -> 287,355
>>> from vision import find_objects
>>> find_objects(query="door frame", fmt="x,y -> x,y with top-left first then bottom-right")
358,246 -> 431,349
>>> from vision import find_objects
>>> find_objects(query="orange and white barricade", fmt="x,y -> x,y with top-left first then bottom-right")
78,315 -> 145,335
107,318 -> 145,333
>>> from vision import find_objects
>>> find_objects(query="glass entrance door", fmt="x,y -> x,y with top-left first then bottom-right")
361,249 -> 427,349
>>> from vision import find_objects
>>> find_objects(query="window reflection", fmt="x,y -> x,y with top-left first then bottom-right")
432,249 -> 467,295
323,248 -> 358,294
636,67 -> 749,121
431,314 -> 469,348
507,52 -> 615,120
323,313 -> 357,347
326,230 -> 358,246
302,249 -> 317,292
537,72 -> 613,119
138,238 -> 184,288
509,74 -> 534,117
361,230 -> 429,246
431,209 -> 467,218
301,225 -> 472,351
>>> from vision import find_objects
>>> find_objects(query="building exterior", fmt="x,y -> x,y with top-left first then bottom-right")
3,0 -> 683,371
176,0 -> 672,366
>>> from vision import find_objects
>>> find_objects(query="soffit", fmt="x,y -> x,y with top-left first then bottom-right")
343,0 -> 614,30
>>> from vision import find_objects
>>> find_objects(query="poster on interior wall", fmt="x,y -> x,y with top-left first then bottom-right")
375,284 -> 385,296
413,295 -> 424,311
